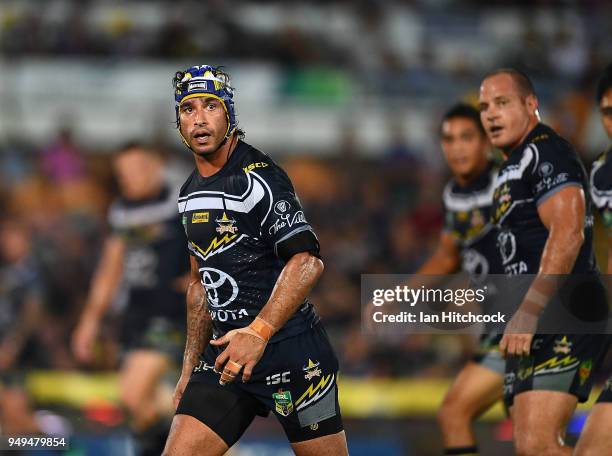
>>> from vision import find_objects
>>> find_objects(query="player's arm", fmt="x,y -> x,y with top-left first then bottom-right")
212,250 -> 322,383
72,235 -> 125,363
416,231 -> 461,275
173,255 -> 212,409
500,186 -> 585,356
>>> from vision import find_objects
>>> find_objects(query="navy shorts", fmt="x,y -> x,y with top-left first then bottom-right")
176,323 -> 343,445
503,334 -> 610,407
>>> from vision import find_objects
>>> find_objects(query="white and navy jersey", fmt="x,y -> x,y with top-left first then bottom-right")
178,140 -> 319,343
442,162 -> 503,282
109,185 -> 189,320
491,123 -> 597,275
590,146 -> 612,231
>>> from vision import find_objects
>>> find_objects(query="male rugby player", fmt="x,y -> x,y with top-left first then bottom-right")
163,65 -> 347,456
423,104 -> 504,456
479,69 -> 609,456
73,144 -> 189,455
574,62 -> 612,456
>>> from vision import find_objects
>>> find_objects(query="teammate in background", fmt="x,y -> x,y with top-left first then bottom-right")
424,104 -> 504,456
72,144 -> 189,455
479,68 -> 609,455
574,62 -> 612,456
163,65 -> 347,456
0,219 -> 43,435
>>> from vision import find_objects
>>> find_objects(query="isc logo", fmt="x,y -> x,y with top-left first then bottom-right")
243,162 -> 269,173
266,371 -> 290,385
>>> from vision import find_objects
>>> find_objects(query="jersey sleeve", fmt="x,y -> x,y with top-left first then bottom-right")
590,150 -> 612,231
257,167 -> 320,261
527,142 -> 585,206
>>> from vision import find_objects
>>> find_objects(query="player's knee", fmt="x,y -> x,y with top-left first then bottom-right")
514,433 -> 559,456
438,394 -> 472,429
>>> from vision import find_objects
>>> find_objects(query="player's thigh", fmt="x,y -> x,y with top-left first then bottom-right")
163,414 -> 228,456
441,361 -> 503,417
513,390 -> 577,440
574,403 -> 612,456
119,349 -> 170,403
291,430 -> 348,456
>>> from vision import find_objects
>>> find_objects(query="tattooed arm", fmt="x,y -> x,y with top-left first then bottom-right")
173,255 -> 212,409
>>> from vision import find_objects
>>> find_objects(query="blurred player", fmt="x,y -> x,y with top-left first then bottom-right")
163,65 -> 347,456
72,144 -> 189,455
422,104 -> 504,456
480,68 -> 609,455
0,219 -> 43,435
574,62 -> 612,456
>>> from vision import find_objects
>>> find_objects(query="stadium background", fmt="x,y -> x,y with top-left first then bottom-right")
1,1 -> 612,454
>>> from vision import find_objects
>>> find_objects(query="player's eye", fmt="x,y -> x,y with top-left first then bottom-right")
181,105 -> 193,113
207,102 -> 217,110
601,107 -> 612,117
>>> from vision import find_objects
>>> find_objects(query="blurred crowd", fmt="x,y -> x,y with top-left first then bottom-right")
1,0 -> 611,89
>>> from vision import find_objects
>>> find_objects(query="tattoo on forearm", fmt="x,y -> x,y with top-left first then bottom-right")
183,281 -> 212,372
260,254 -> 322,330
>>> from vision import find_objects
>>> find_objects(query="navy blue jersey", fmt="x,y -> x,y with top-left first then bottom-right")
442,162 -> 503,282
590,146 -> 612,231
178,140 -> 319,343
491,123 -> 597,275
109,185 -> 189,320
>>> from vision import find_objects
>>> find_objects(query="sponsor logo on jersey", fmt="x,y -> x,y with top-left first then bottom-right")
273,390 -> 294,417
243,162 -> 269,173
200,267 -> 238,308
192,212 -> 209,223
303,359 -> 322,381
216,212 -> 238,234
493,183 -> 512,222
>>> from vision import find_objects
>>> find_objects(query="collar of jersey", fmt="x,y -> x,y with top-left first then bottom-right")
195,139 -> 247,185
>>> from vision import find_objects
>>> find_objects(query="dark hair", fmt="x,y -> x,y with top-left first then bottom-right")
484,68 -> 536,98
441,103 -> 486,136
596,63 -> 612,103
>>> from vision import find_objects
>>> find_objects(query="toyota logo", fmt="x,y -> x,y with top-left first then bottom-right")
200,267 -> 239,308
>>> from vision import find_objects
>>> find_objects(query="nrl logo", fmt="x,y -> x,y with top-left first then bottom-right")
553,336 -> 572,355
215,212 -> 237,235
303,359 -> 322,381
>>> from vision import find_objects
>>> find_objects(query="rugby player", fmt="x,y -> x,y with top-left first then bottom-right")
162,65 -> 347,456
424,104 -> 504,456
479,68 -> 609,455
72,144 -> 189,455
574,62 -> 612,456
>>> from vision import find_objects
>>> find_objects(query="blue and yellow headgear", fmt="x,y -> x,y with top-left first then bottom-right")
173,65 -> 237,145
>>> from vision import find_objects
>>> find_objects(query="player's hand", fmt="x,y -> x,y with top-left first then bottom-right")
72,318 -> 99,364
499,308 -> 538,357
211,327 -> 267,384
172,373 -> 191,410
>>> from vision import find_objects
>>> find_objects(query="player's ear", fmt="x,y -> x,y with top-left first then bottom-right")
526,94 -> 538,117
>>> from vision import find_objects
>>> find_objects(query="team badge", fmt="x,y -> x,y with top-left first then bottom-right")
303,359 -> 322,381
215,212 -> 237,234
553,336 -> 572,355
273,390 -> 294,417
579,360 -> 592,386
